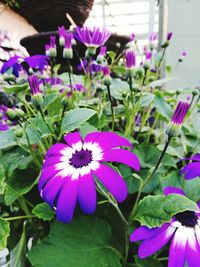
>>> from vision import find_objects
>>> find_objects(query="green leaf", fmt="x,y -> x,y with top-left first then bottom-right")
61,108 -> 96,134
140,93 -> 155,108
110,79 -> 129,100
0,130 -> 16,150
153,96 -> 173,120
3,83 -> 28,93
0,219 -> 10,249
9,224 -> 26,267
32,203 -> 55,221
134,256 -> 163,267
134,194 -> 198,228
80,122 -> 97,139
28,216 -> 122,267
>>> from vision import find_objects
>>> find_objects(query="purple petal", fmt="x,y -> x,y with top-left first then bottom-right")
42,175 -> 66,208
43,156 -> 63,167
84,132 -> 132,151
168,227 -> 187,267
64,132 -> 82,147
101,149 -> 140,171
163,186 -> 185,196
138,225 -> 175,259
186,230 -> 200,267
130,224 -> 169,242
181,162 -> 200,179
56,177 -> 78,223
93,163 -> 128,202
38,165 -> 61,191
46,144 -> 68,157
78,172 -> 96,214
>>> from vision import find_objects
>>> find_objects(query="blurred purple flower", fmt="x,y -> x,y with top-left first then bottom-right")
102,66 -> 110,76
130,33 -> 136,42
0,55 -> 49,77
28,75 -> 41,95
125,50 -> 136,69
44,77 -> 63,86
39,131 -> 140,223
149,32 -> 157,42
181,154 -> 200,179
145,51 -> 152,60
0,105 -> 9,131
167,32 -> 173,41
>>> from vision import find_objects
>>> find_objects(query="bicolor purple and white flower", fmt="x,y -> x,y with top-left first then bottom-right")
39,131 -> 140,223
45,36 -> 57,57
181,154 -> 200,179
58,26 -> 67,46
97,46 -> 107,63
130,186 -> 200,267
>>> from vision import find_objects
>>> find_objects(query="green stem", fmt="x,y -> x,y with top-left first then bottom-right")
96,181 -> 129,267
158,47 -> 167,69
129,76 -> 134,106
18,197 -> 31,217
4,215 -> 36,221
129,136 -> 172,220
39,107 -> 56,139
106,84 -> 115,131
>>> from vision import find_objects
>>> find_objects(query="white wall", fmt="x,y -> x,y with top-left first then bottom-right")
166,0 -> 200,90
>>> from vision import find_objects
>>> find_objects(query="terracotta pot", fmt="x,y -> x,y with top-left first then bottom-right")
3,0 -> 94,32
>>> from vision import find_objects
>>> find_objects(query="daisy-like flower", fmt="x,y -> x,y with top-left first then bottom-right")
75,26 -> 111,55
166,99 -> 190,137
130,186 -> 200,267
181,154 -> 200,179
39,131 -> 140,223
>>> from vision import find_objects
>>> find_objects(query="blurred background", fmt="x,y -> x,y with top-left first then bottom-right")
0,0 -> 199,89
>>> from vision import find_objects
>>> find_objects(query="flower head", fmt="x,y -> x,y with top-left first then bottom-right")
63,31 -> 73,59
97,46 -> 107,63
39,131 -> 140,223
130,186 -> 200,266
75,26 -> 111,55
130,33 -> 136,42
0,55 -> 49,77
167,32 -> 173,41
46,36 -> 57,57
166,99 -> 190,137
28,75 -> 43,107
125,50 -> 136,69
58,26 -> 67,46
149,32 -> 157,43
0,105 -> 9,131
181,154 -> 200,179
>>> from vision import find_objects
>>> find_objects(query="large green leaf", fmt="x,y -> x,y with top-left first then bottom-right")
0,130 -> 16,150
3,83 -> 28,93
61,108 -> 96,134
0,219 -> 10,249
28,216 -> 122,267
134,194 -> 198,228
153,95 -> 172,120
8,224 -> 26,267
32,203 -> 55,221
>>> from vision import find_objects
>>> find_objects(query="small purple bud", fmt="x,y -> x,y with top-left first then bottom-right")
145,51 -> 152,60
149,32 -> 157,42
167,32 -> 173,41
125,50 -> 136,69
28,75 -> 41,95
130,33 -> 136,42
102,66 -> 111,86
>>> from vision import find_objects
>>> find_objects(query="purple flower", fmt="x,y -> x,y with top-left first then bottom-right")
130,186 -> 200,266
130,33 -> 136,42
0,105 -> 9,131
125,50 -> 136,69
167,32 -> 173,41
77,59 -> 102,74
0,55 -> 49,77
75,26 -> 111,48
99,46 -> 106,57
149,32 -> 157,42
171,99 -> 190,126
44,77 -> 63,86
102,66 -> 110,76
39,131 -> 140,223
66,83 -> 86,97
58,26 -> 67,46
145,51 -> 152,61
181,154 -> 200,179
46,36 -> 57,57
28,75 -> 41,95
